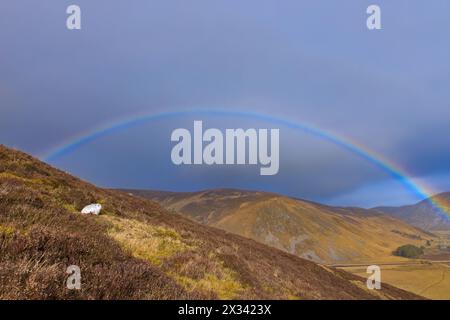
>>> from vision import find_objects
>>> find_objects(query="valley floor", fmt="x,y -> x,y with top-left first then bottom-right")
340,262 -> 450,300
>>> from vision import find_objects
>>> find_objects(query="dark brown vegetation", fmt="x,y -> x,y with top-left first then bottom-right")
393,245 -> 424,259
0,145 -> 422,299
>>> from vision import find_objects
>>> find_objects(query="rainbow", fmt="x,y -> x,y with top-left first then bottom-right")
41,109 -> 449,219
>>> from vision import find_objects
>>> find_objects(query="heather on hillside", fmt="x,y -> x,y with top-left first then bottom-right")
0,145 -> 422,300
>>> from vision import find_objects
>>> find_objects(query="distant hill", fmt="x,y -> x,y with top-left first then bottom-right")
375,193 -> 450,231
124,189 -> 434,265
0,145 -> 421,300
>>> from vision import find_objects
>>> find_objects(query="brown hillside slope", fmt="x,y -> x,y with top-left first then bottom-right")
0,145 -> 421,299
127,189 -> 434,264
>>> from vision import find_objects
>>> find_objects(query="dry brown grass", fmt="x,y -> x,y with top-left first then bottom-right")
346,263 -> 450,300
104,216 -> 194,265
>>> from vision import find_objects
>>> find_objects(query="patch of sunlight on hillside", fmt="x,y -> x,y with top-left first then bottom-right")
172,270 -> 244,300
0,224 -> 15,237
103,215 -> 192,265
103,215 -> 245,299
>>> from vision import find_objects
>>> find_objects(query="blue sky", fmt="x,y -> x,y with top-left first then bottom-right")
1,1 -> 450,207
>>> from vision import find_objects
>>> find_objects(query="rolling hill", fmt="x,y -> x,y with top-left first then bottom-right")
0,145 -> 421,299
375,193 -> 450,231
126,189 -> 435,264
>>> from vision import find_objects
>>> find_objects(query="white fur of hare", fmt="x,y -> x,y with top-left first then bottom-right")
81,203 -> 102,215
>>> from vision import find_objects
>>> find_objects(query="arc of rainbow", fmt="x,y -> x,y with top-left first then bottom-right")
41,109 -> 449,220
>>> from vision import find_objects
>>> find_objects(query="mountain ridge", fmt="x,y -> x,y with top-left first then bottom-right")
123,188 -> 435,264
375,192 -> 450,231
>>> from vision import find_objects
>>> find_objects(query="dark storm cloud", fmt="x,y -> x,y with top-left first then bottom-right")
1,0 -> 450,206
